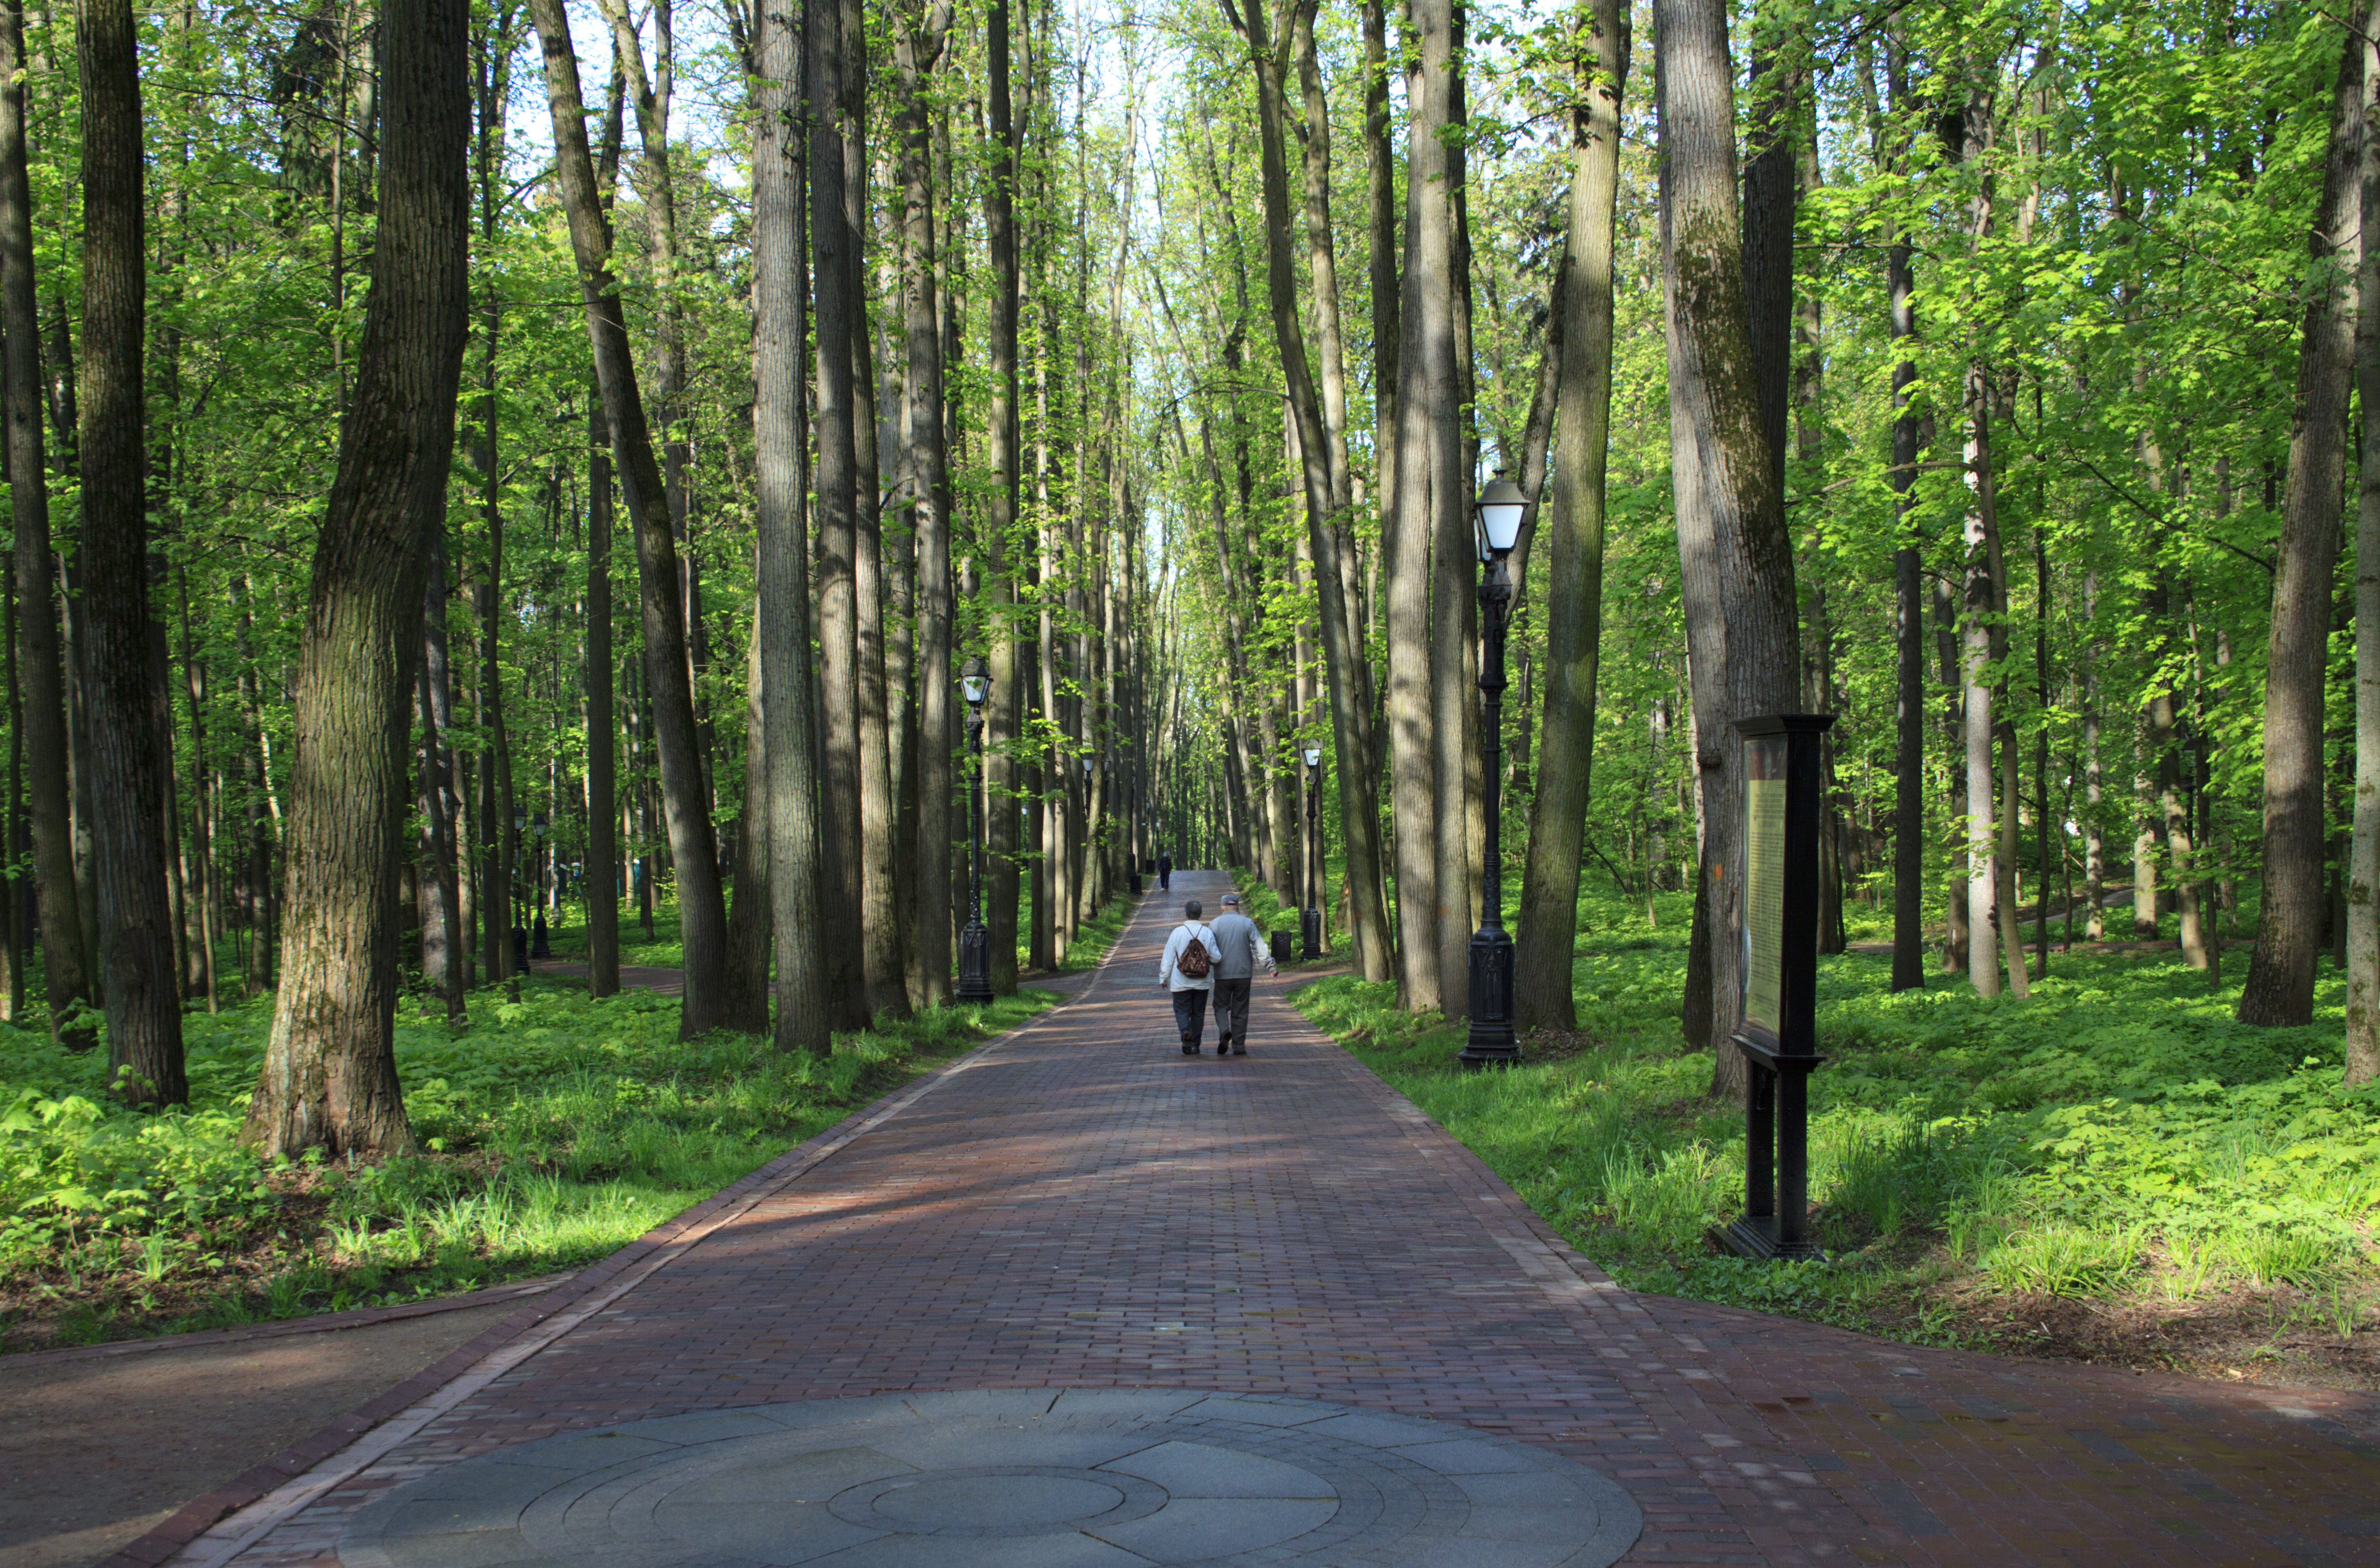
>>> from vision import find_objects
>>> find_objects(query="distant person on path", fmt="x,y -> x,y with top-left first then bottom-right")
1206,892 -> 1275,1057
1157,899 -> 1221,1056
1158,851 -> 1173,890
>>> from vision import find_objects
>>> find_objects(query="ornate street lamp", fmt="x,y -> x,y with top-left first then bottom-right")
1301,745 -> 1323,959
957,657 -> 995,1003
1461,474 -> 1528,1069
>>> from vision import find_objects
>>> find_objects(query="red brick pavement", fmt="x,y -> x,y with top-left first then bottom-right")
163,872 -> 2377,1566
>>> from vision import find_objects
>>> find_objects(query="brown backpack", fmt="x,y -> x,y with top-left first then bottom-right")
1175,926 -> 1212,979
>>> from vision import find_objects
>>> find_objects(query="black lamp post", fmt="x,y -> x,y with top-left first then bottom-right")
1301,745 -> 1323,959
957,657 -> 995,1003
1460,474 -> 1528,1069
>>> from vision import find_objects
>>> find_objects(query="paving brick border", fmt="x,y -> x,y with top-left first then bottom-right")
10,1272 -> 578,1368
86,939 -> 1130,1568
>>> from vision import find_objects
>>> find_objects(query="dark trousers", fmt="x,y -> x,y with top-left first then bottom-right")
1213,977 -> 1251,1048
1170,987 -> 1209,1046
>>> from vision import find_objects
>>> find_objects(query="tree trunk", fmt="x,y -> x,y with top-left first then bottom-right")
527,0 -> 727,1037
2242,25 -> 2361,1027
418,531 -> 465,1023
2350,0 -> 2380,1087
0,0 -> 91,1045
1382,0 -> 1459,1012
1513,2 -> 1626,1035
584,385 -> 620,996
897,0 -> 954,1010
1655,0 -> 1799,1096
78,0 -> 184,1104
1885,31 -> 1923,993
719,626 -> 772,1031
752,0 -> 829,1051
245,0 -> 467,1156
984,0 -> 1023,997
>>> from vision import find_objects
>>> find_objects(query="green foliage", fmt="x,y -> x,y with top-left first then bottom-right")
1,980 -> 1055,1348
1296,887 -> 2380,1348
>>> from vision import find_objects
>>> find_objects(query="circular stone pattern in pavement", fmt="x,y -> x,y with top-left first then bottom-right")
338,1388 -> 1642,1568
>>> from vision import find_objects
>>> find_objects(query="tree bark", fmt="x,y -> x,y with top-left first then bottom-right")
584,385 -> 620,996
897,0 -> 954,1010
1883,33 -> 1924,993
751,0 -> 829,1052
245,0 -> 468,1156
1514,1 -> 1627,1035
527,0 -> 727,1037
77,0 -> 184,1104
1382,0 -> 1461,1012
1655,0 -> 1799,1096
2242,25 -> 2361,1027
984,0 -> 1024,995
418,531 -> 465,1023
2347,0 -> 2380,1086
0,0 -> 91,1045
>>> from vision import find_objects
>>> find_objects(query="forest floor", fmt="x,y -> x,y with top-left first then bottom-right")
0,892 -> 1105,1356
1257,874 -> 2380,1392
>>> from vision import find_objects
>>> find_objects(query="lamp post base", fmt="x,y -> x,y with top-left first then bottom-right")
1458,926 -> 1520,1069
956,918 -> 995,1003
1299,907 -> 1321,960
1707,1214 -> 1828,1262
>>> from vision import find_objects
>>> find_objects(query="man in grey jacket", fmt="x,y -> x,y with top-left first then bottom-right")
1206,892 -> 1276,1057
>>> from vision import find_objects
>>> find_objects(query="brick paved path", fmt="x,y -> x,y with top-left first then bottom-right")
171,872 -> 2379,1567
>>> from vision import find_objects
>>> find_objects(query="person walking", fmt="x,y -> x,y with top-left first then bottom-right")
1206,891 -> 1275,1057
1157,851 -> 1173,891
1156,899 -> 1222,1056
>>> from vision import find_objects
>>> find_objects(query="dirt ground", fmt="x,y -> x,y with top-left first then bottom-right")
0,1296 -> 525,1568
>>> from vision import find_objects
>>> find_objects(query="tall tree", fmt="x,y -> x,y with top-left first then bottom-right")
0,0 -> 91,1046
1514,0 -> 1627,1034
752,0 -> 830,1052
527,0 -> 729,1037
2345,0 -> 2380,1088
246,0 -> 470,1156
79,0 -> 185,1104
2240,26 -> 2362,1029
1655,0 -> 1799,1095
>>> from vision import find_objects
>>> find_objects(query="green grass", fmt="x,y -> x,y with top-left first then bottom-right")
1292,884 -> 2380,1358
1,976 -> 1056,1351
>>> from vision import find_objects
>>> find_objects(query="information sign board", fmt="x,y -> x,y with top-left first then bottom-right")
1741,736 -> 1787,1041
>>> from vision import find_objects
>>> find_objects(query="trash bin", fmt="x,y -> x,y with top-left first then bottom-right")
1269,930 -> 1294,965
1128,870 -> 1143,896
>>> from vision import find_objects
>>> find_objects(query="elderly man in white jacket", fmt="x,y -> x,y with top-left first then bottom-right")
1156,900 -> 1224,1056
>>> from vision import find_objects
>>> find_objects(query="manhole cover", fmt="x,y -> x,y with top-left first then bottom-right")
339,1388 -> 1641,1567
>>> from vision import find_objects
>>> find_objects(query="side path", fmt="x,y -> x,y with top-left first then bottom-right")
160,872 -> 2376,1567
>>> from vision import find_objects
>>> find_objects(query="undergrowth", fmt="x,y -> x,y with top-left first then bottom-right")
1293,884 -> 2380,1380
1,978 -> 1055,1351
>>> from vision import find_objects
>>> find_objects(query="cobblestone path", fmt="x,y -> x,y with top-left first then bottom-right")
155,872 -> 2379,1567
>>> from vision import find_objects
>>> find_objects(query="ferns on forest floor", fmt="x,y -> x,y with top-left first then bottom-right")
1294,884 -> 2380,1368
0,977 -> 1056,1352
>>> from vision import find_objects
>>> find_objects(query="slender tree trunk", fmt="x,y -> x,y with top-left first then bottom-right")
1656,0 -> 1799,1096
2349,0 -> 2380,1087
898,0 -> 954,1009
78,0 -> 184,1104
527,0 -> 728,1037
1884,34 -> 1923,992
419,532 -> 465,1022
1514,2 -> 1626,1034
1383,0 -> 1461,1011
806,0 -> 872,1027
719,625 -> 771,1031
584,386 -> 620,996
245,0 -> 467,1156
984,0 -> 1024,995
2242,25 -> 2362,1027
752,0 -> 829,1051
0,0 -> 91,1044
